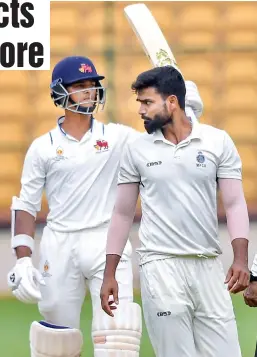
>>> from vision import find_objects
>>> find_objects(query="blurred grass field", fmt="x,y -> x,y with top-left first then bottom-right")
0,293 -> 256,357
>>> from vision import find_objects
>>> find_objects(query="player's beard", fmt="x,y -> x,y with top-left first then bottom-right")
143,106 -> 173,134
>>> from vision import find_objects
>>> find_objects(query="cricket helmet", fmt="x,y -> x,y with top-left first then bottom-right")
50,56 -> 106,114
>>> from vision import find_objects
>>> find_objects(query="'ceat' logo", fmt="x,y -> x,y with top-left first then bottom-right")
79,64 -> 92,73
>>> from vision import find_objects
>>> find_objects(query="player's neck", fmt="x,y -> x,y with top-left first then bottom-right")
62,111 -> 93,141
163,112 -> 192,145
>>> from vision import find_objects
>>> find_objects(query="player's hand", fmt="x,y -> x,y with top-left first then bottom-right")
225,262 -> 250,294
244,282 -> 257,307
100,276 -> 119,317
7,257 -> 45,304
185,80 -> 203,119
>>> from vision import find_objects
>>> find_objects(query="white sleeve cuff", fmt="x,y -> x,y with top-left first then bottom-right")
11,234 -> 35,255
11,196 -> 37,218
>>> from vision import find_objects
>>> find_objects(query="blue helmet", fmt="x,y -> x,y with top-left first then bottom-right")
50,56 -> 106,115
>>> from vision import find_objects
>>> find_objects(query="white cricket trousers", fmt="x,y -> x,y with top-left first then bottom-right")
139,256 -> 242,357
38,224 -> 133,329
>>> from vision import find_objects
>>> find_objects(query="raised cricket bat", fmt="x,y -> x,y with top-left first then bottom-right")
124,3 -> 196,120
124,3 -> 181,73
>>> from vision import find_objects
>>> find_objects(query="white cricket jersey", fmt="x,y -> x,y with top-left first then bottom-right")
118,121 -> 242,264
13,118 -> 139,232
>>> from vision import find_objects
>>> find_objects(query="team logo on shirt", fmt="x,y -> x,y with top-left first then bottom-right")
94,139 -> 109,153
42,260 -> 52,278
53,146 -> 67,162
196,151 -> 206,167
56,146 -> 63,156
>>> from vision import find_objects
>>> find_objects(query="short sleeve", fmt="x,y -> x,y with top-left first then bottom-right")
118,143 -> 141,184
217,131 -> 242,180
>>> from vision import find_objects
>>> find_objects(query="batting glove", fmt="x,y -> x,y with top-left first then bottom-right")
7,257 -> 45,304
185,80 -> 203,120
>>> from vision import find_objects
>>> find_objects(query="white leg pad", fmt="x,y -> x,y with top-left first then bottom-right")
30,321 -> 83,357
92,302 -> 142,357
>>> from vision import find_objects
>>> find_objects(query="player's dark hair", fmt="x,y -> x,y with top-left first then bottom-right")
131,66 -> 186,110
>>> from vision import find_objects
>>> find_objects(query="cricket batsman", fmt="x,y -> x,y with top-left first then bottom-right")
6,56 -> 203,357
100,66 -> 250,357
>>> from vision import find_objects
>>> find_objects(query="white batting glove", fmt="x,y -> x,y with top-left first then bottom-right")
7,257 -> 45,304
185,80 -> 203,120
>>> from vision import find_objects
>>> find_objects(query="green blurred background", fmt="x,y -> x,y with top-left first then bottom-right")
0,294 -> 256,357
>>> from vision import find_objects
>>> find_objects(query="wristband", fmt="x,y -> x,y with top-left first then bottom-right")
11,234 -> 34,255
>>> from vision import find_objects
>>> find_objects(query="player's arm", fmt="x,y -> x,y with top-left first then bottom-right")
101,183 -> 139,313
11,140 -> 45,258
217,132 -> 249,294
101,142 -> 140,316
219,178 -> 249,293
14,211 -> 36,258
104,183 -> 139,275
7,139 -> 46,303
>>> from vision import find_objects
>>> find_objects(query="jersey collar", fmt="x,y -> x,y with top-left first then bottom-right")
152,119 -> 202,143
57,116 -> 95,141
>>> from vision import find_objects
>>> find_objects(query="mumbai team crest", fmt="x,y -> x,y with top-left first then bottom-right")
53,146 -> 67,162
94,139 -> 109,153
79,63 -> 92,73
56,146 -> 63,156
42,260 -> 52,278
196,151 -> 206,167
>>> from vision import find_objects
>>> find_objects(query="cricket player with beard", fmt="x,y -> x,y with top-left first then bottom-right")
100,66 -> 250,357
7,56 -> 203,357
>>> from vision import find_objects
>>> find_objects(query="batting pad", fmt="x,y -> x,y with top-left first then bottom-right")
30,321 -> 83,357
92,302 -> 142,357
